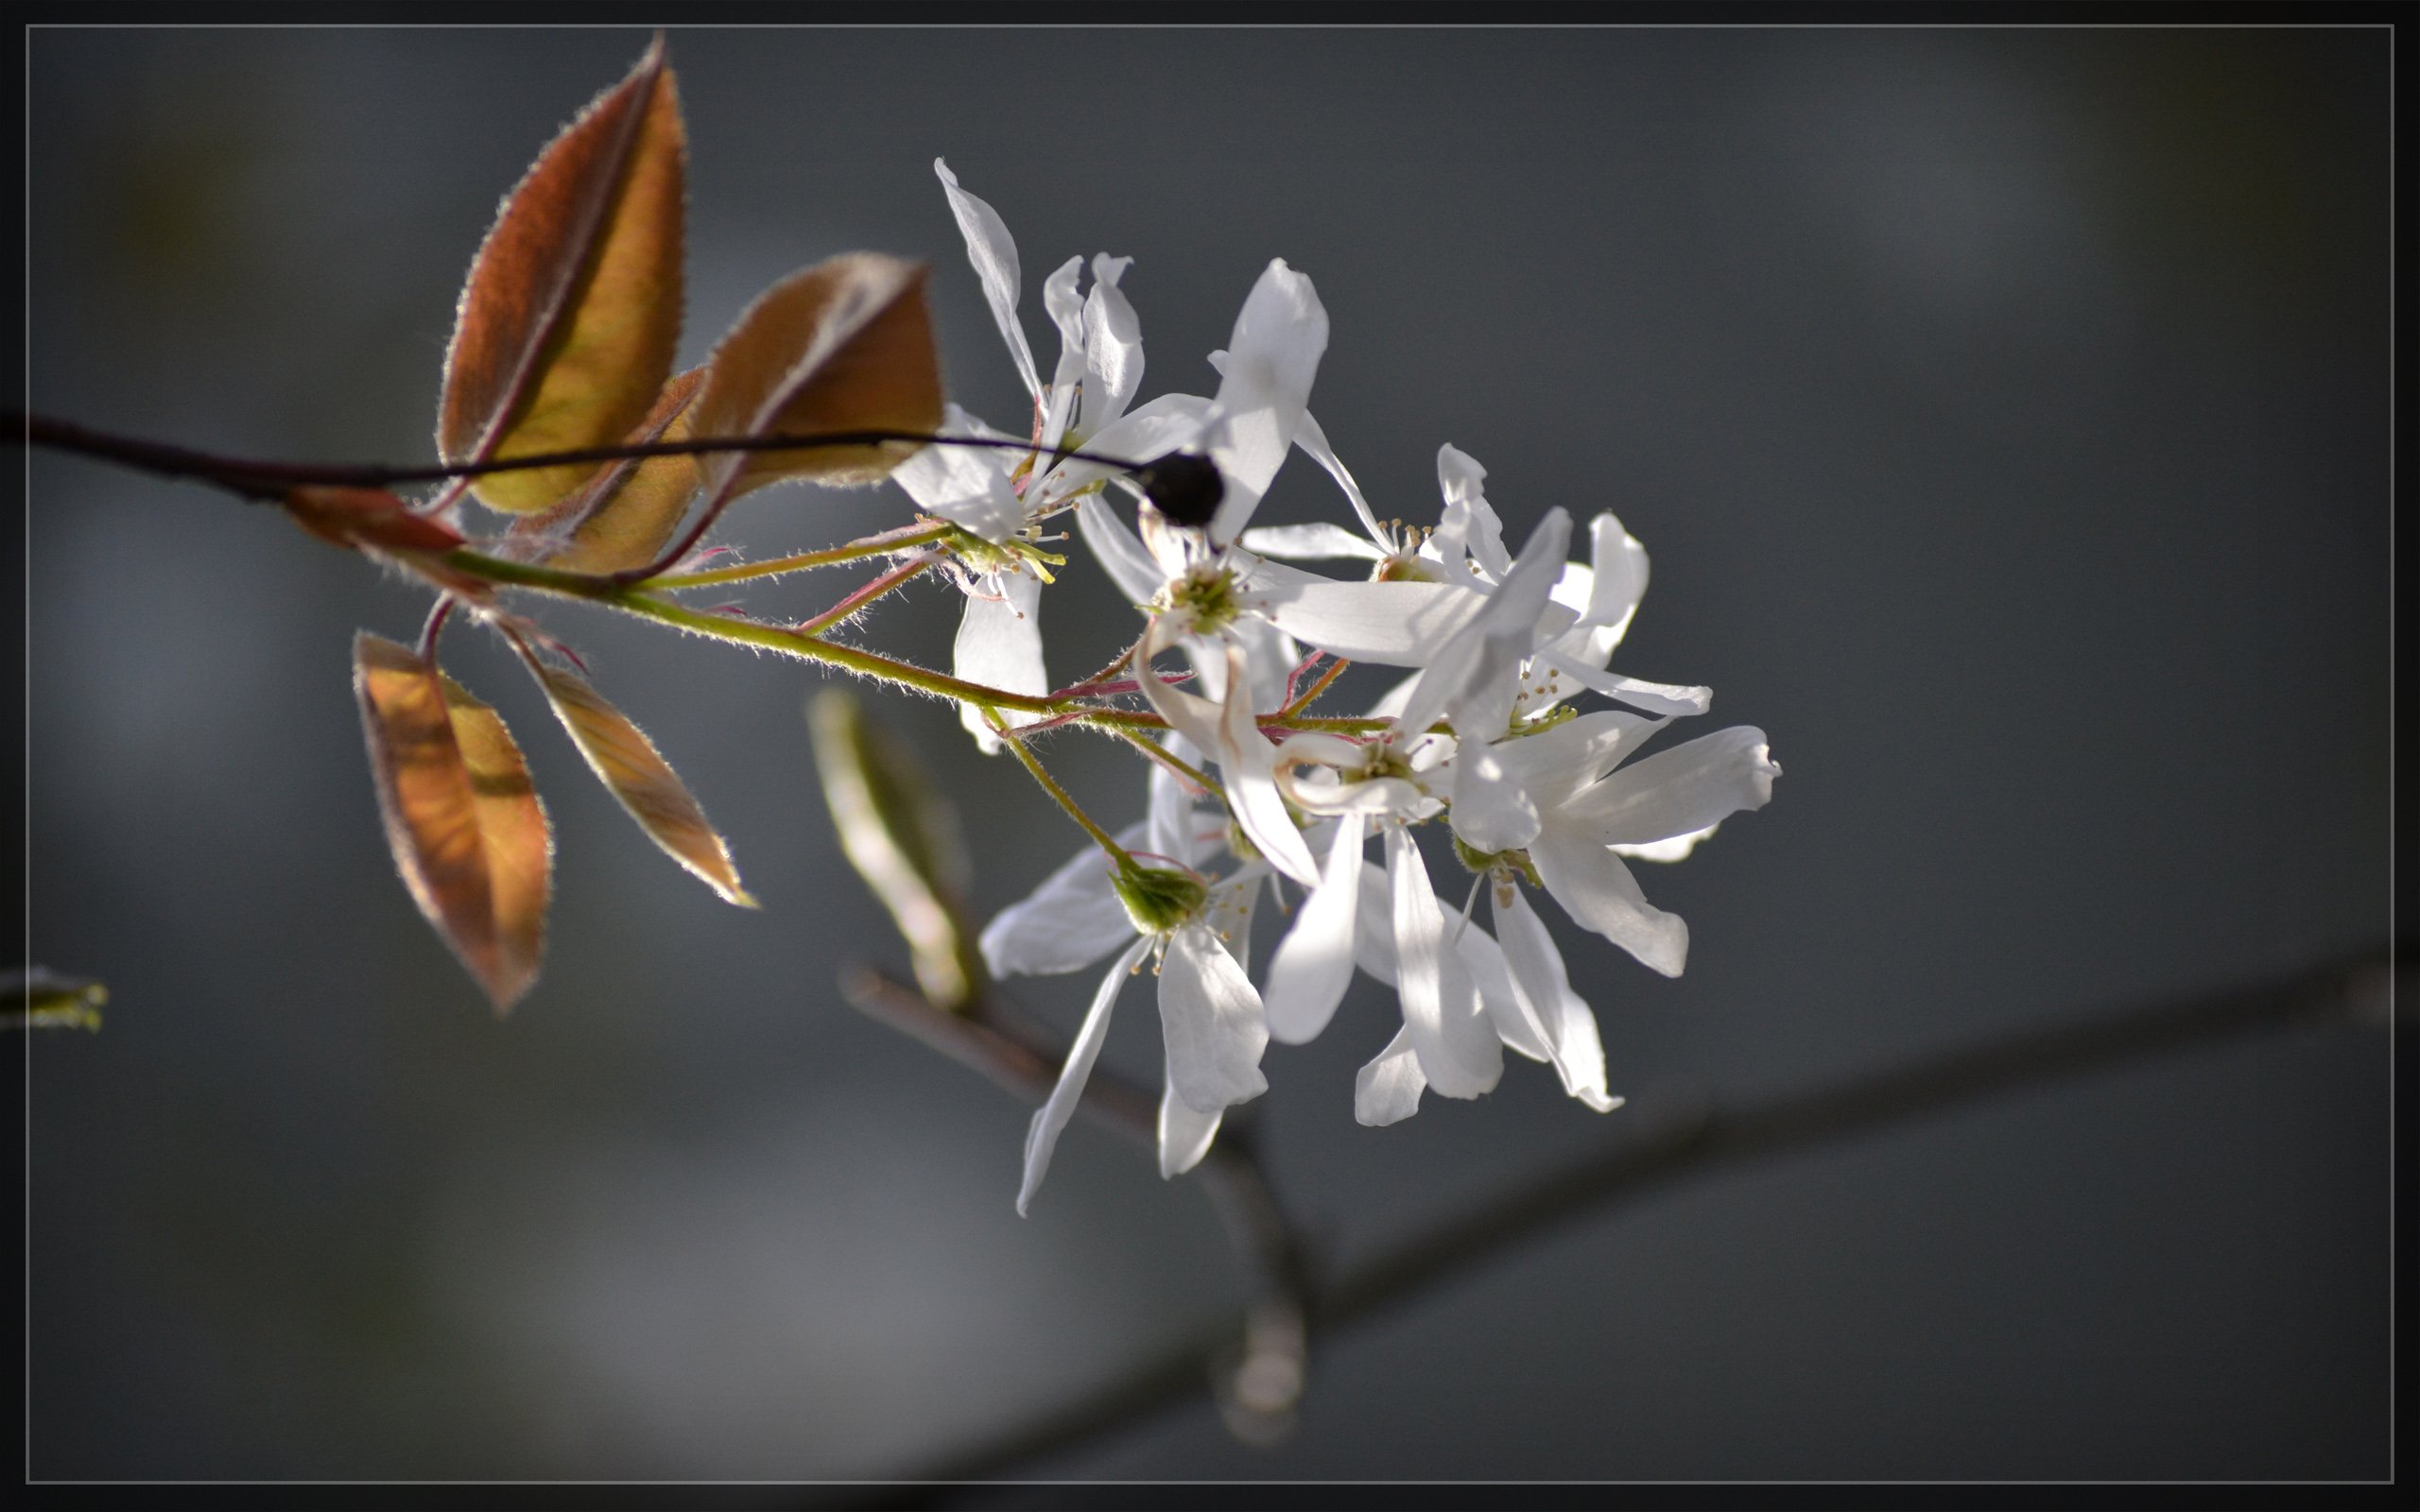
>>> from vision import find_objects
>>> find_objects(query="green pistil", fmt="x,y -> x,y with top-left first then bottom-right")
1156,563 -> 1243,636
940,523 -> 1066,584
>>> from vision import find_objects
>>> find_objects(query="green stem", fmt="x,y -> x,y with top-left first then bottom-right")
1282,658 -> 1351,717
993,713 -> 1133,868
792,552 -> 942,637
1106,726 -> 1228,804
622,595 -> 1072,712
445,548 -> 1409,736
647,521 -> 952,589
448,548 -> 1060,710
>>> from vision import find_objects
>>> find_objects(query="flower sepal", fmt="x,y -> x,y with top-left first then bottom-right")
1112,862 -> 1209,936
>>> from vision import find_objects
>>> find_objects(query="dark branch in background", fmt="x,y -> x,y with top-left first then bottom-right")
12,412 -> 1184,505
842,969 -> 1312,1446
822,949 -> 2394,1503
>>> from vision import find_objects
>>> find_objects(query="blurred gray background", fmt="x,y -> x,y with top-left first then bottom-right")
25,25 -> 2392,1486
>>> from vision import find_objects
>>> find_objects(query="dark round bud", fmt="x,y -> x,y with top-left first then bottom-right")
1136,452 -> 1224,529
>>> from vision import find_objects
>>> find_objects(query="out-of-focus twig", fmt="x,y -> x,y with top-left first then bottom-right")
839,966 -> 1313,1445
837,948 -> 2393,1498
7,968 -> 108,1032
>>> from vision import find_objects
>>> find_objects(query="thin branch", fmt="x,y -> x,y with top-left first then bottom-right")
1050,634 -> 1146,700
861,949 -> 2393,1491
1104,726 -> 1228,805
19,413 -> 1412,745
992,713 -> 1132,868
838,968 -> 1310,1437
1279,657 -> 1350,718
792,550 -> 943,638
16,411 -> 1167,502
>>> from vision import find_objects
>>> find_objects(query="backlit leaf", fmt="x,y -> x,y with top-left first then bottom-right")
354,634 -> 552,1011
285,486 -> 467,556
439,37 -> 686,514
688,253 -> 943,509
507,366 -> 705,574
519,649 -> 754,906
285,486 -> 496,603
808,689 -> 978,1010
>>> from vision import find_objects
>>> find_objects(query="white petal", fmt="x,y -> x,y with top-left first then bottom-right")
1136,621 -> 1228,756
1294,408 -> 1389,545
1352,860 -> 1399,985
1364,670 -> 1421,722
1517,559 -> 1622,720
955,572 -> 1047,754
1530,828 -> 1689,978
1536,653 -> 1713,717
1491,709 -> 1667,806
1550,988 -> 1623,1113
1437,442 -> 1487,509
1081,254 -> 1144,432
1158,1069 -> 1224,1177
1387,823 -> 1502,1098
1216,646 -> 1322,887
1435,444 -> 1512,581
1046,391 -> 1216,505
1219,612 -> 1302,713
1018,936 -> 1152,1215
1448,739 -> 1541,853
934,159 -> 1041,402
1138,503 -> 1197,580
1239,522 -> 1388,562
893,437 -> 1026,544
1566,726 -> 1779,847
1205,261 -> 1328,544
1037,255 -> 1087,450
1490,885 -> 1581,1086
1393,509 -> 1573,739
1264,812 -> 1367,1043
1283,771 -> 1430,819
1260,579 -> 1489,667
1576,513 -> 1648,642
1146,745 -> 1207,868
1075,494 -> 1167,605
1354,1025 -> 1428,1125
1271,730 -> 1364,768
1614,822 -> 1721,864
1452,911 -> 1549,1063
1159,923 -> 1270,1114
1204,867 -> 1263,969
979,823 -> 1148,978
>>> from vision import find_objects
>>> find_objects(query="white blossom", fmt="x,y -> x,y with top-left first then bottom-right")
981,761 -> 1274,1213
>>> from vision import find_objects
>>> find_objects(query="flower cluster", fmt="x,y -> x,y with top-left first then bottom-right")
918,164 -> 1782,1212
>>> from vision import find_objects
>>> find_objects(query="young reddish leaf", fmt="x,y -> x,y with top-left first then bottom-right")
517,649 -> 755,907
439,37 -> 687,515
354,634 -> 553,1011
288,487 -> 495,604
286,486 -> 466,556
687,253 -> 943,509
507,366 -> 705,574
